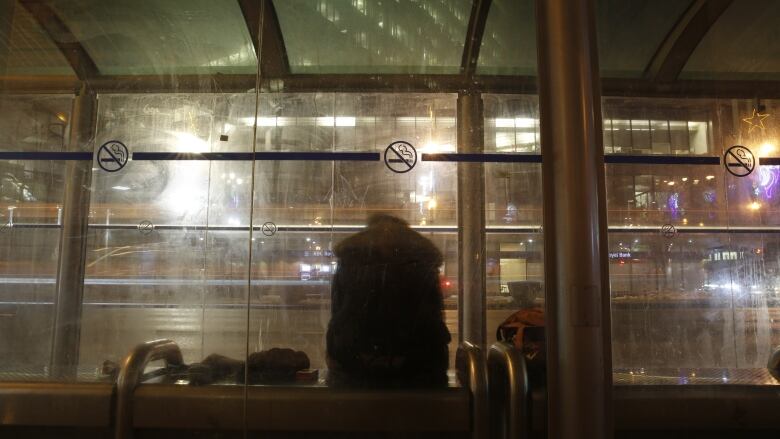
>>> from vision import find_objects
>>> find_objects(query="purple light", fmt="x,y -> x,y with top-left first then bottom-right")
758,166 -> 779,199
667,192 -> 680,218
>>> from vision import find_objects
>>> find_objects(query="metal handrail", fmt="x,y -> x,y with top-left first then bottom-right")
488,341 -> 529,439
114,339 -> 183,439
456,341 -> 489,439
769,349 -> 780,381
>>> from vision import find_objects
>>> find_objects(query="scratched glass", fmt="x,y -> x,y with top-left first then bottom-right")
0,95 -> 71,379
599,0 -> 780,386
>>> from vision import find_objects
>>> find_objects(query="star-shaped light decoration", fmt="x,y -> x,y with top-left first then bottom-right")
742,108 -> 770,133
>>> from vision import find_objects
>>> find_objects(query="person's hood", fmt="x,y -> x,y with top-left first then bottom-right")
335,214 -> 443,266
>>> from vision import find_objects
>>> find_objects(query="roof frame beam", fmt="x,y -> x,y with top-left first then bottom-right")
460,0 -> 492,78
31,74 -> 773,99
644,0 -> 733,83
238,0 -> 290,78
19,0 -> 98,81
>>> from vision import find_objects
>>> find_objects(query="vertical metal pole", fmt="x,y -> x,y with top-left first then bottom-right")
535,0 -> 613,438
457,91 -> 487,349
50,83 -> 96,379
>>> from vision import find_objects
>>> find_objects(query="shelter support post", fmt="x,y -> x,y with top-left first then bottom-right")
50,83 -> 96,379
535,0 -> 613,437
457,91 -> 487,349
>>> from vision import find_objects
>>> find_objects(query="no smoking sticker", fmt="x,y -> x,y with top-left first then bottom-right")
384,141 -> 417,173
724,145 -> 755,177
661,224 -> 677,239
97,140 -> 129,172
138,220 -> 154,235
261,222 -> 277,236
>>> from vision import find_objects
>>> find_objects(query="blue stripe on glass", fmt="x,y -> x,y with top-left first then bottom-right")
0,152 -> 93,160
760,157 -> 780,166
422,153 -> 542,163
605,155 -> 720,165
132,152 -> 380,161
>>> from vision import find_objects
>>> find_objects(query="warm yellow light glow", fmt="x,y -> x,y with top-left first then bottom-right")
419,141 -> 455,153
427,198 -> 438,210
681,177 -> 688,182
759,142 -> 777,156
705,175 -> 715,180
749,201 -> 761,211
683,218 -> 688,224
169,131 -> 209,153
56,112 -> 67,122
667,181 -> 675,186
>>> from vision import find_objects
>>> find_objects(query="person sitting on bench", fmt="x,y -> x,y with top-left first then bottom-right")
326,214 -> 451,388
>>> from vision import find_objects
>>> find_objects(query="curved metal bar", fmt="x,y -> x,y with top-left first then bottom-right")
114,339 -> 183,439
456,341 -> 488,439
769,349 -> 780,381
488,341 -> 529,439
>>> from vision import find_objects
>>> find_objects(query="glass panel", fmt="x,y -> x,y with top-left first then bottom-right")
611,230 -> 779,385
604,97 -> 780,385
485,163 -> 542,227
483,94 -> 540,153
609,231 -> 737,370
80,93 -> 256,380
630,119 -> 651,153
603,118 -> 614,153
603,98 -> 715,156
606,164 -> 725,228
688,121 -> 709,155
0,94 -> 70,379
247,228 -> 460,373
477,0 -> 536,76
96,93 -> 257,155
482,94 -> 546,395
682,0 -> 780,80
250,92 -> 461,383
486,232 -> 544,325
478,0 -> 693,77
50,0 -> 257,75
0,0 -> 552,434
0,94 -> 73,152
253,93 -> 458,225
650,120 -> 671,154
595,0 -> 693,78
611,119 -> 632,152
482,93 -> 542,227
0,228 -> 60,379
754,100 -> 780,159
669,121 -> 690,154
274,0 -> 472,74
0,2 -> 75,76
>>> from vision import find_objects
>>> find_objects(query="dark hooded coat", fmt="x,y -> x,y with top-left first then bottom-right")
326,214 -> 451,387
